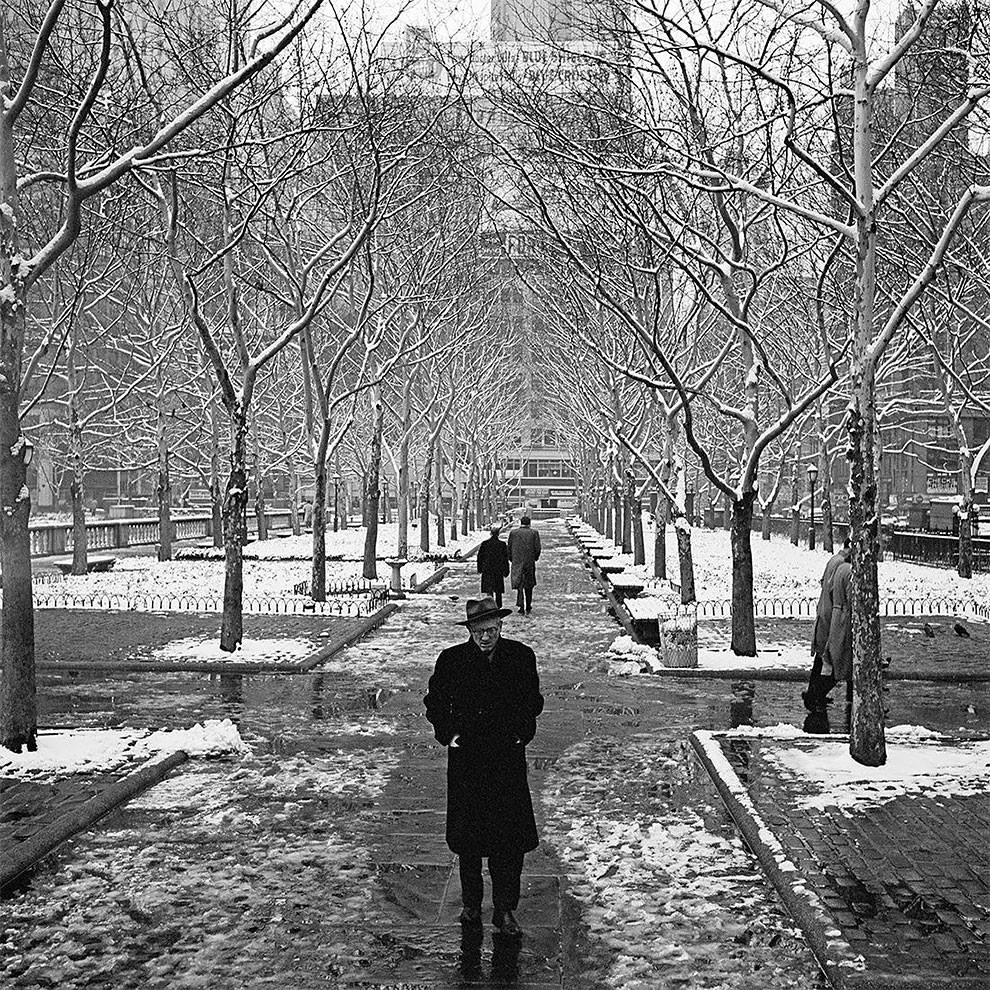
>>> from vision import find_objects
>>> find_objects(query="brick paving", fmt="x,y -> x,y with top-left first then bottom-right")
714,733 -> 990,988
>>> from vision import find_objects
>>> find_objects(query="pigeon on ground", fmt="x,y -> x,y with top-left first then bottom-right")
953,621 -> 971,638
923,622 -> 936,638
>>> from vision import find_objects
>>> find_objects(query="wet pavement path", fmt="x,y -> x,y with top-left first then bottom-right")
3,521 -> 988,989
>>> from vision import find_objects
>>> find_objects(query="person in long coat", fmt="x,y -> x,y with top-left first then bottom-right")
804,540 -> 850,710
824,559 -> 853,695
477,525 -> 510,608
507,515 -> 542,614
424,597 -> 544,937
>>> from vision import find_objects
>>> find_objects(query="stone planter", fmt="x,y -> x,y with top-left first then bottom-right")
658,614 -> 699,668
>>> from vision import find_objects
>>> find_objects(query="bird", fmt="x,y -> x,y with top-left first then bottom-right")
953,621 -> 971,639
923,622 -> 936,638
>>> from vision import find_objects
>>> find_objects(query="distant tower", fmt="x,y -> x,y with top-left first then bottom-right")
491,0 -> 598,44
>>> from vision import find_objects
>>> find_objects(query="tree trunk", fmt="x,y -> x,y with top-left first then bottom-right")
210,473 -> 224,548
436,450 -> 446,548
674,516 -> 696,604
157,450 -> 172,562
70,475 -> 87,577
311,429 -> 330,602
69,418 -> 87,576
761,507 -> 772,541
653,504 -> 666,579
622,478 -> 634,553
397,384 -> 411,558
419,445 -> 434,554
847,75 -> 887,765
612,487 -> 622,545
958,495 -> 973,579
363,398 -> 383,580
730,491 -> 757,657
461,466 -> 472,536
220,410 -> 249,652
288,464 -> 301,537
0,398 -> 37,752
255,482 -> 267,543
632,496 -> 645,565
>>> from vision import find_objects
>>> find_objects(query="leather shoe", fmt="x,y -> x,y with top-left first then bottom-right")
492,909 -> 521,936
459,907 -> 482,928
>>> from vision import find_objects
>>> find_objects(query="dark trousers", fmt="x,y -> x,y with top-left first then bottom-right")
459,851 -> 524,911
493,590 -> 503,608
515,587 -> 533,611
806,654 -> 853,708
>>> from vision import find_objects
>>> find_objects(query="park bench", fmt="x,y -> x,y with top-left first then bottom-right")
52,554 -> 117,574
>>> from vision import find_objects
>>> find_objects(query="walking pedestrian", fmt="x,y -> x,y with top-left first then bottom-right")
803,538 -> 850,711
477,525 -> 510,609
822,556 -> 854,704
507,515 -> 542,614
424,597 -> 545,937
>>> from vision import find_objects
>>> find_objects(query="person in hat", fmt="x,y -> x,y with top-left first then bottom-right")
477,525 -> 510,608
424,597 -> 545,937
507,515 -> 542,614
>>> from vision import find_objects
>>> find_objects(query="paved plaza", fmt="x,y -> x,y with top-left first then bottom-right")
2,522 -> 988,989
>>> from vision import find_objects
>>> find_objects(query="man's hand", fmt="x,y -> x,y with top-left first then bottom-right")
449,734 -> 461,748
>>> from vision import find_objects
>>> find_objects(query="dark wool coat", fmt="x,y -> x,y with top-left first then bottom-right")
507,525 -> 542,590
825,561 -> 853,682
424,636 -> 544,857
812,550 -> 849,658
477,536 -> 510,595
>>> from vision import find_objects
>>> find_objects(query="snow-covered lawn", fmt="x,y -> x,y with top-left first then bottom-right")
573,517 -> 989,607
150,635 -> 321,666
763,733 -> 990,811
0,719 -> 249,780
22,521 -> 487,612
241,518 -> 489,562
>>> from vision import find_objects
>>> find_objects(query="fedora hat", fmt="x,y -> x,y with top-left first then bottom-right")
456,596 -> 513,626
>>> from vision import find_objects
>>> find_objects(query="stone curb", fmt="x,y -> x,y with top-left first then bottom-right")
36,603 -> 400,675
0,750 -> 189,893
689,730 -> 864,989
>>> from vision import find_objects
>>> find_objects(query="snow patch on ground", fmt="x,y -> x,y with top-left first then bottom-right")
151,635 -> 318,665
0,719 -> 248,778
766,738 -> 990,810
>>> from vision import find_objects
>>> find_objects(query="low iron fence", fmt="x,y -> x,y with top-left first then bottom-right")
30,589 -> 389,616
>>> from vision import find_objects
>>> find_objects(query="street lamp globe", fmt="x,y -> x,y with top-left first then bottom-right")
806,462 -> 819,485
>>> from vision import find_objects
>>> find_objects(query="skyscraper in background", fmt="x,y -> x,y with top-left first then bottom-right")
490,0 -> 598,45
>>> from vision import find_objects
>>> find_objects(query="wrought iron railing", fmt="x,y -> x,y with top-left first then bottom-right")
30,589 -> 390,616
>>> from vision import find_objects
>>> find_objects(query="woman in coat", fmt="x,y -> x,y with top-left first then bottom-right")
477,525 -> 510,608
506,515 -> 542,614
424,597 -> 544,936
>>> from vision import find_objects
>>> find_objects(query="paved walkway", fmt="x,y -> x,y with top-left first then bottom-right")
2,522 -> 988,988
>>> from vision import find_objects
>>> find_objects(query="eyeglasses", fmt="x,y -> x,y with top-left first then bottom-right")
470,623 -> 501,638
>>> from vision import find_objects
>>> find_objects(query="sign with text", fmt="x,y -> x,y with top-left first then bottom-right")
926,473 -> 957,495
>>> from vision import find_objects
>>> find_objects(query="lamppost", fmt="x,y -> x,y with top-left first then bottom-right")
332,473 -> 341,532
807,462 -> 819,551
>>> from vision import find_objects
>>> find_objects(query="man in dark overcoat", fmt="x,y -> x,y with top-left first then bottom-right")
477,525 -> 510,608
507,515 -> 542,614
803,539 -> 850,711
424,597 -> 544,937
